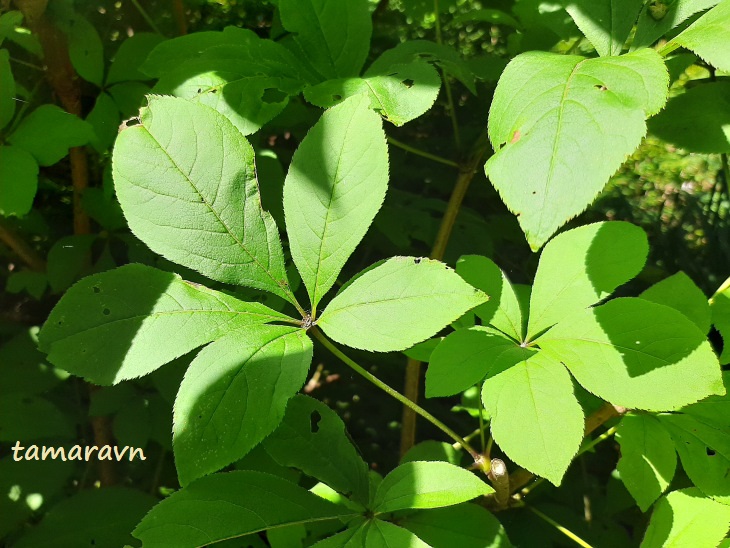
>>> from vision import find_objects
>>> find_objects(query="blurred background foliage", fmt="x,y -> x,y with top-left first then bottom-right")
0,0 -> 728,546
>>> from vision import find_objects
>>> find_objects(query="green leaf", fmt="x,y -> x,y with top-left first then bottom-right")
263,395 -> 370,506
315,519 -> 430,547
0,328 -> 65,395
648,82 -> 730,153
86,92 -> 121,152
39,264 -> 291,385
303,62 -> 441,126
633,0 -> 720,50
482,352 -> 584,486
0,145 -> 38,217
278,0 -> 372,79
372,461 -> 492,513
173,326 -> 312,485
46,235 -> 96,293
401,503 -> 512,548
528,222 -> 648,339
0,394 -> 74,441
15,487 -> 156,548
365,40 -> 475,94
426,328 -> 528,397
152,41 -> 303,135
318,257 -> 489,352
642,488 -> 730,548
0,11 -> 23,46
401,441 -> 463,466
6,271 -> 47,300
485,50 -> 668,249
0,49 -> 14,129
8,105 -> 93,166
0,456 -> 73,538
711,277 -> 730,364
539,298 -> 725,410
82,187 -> 126,231
661,413 -> 730,504
284,95 -> 388,310
133,471 -> 354,547
452,9 -> 521,28
108,81 -> 149,118
616,414 -> 676,511
64,14 -> 104,86
663,0 -> 730,71
565,0 -> 644,56
456,255 -> 525,341
403,338 -> 442,362
140,27 -> 259,76
639,271 -> 711,333
112,96 -> 294,302
106,32 -> 165,85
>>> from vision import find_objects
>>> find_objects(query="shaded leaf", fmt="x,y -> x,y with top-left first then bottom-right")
639,271 -> 711,333
565,0 -> 644,56
172,325 -> 312,485
39,264 -> 291,385
264,395 -> 370,506
539,298 -> 724,410
133,471 -> 354,547
662,0 -> 730,71
0,145 -> 38,217
106,32 -> 165,85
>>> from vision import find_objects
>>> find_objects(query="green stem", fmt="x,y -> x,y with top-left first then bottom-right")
478,383 -> 486,452
525,506 -> 594,548
311,327 -> 479,460
387,136 -> 459,168
9,57 -> 44,71
130,0 -> 165,35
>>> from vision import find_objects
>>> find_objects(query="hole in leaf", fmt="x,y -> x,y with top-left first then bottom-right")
210,88 -> 218,94
197,88 -> 202,93
707,448 -> 717,456
402,78 -> 415,88
93,286 -> 100,293
332,94 -> 342,101
310,410 -> 322,433
262,88 -> 287,104
414,258 -> 421,264
103,308 -> 111,316
595,84 -> 608,91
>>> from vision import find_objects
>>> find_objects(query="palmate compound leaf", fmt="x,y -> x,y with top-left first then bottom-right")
485,49 -> 668,250
564,0 -> 644,56
173,325 -> 312,485
616,414 -> 677,511
38,264 -> 292,385
133,471 -> 355,548
263,395 -> 370,506
303,61 -> 441,127
641,488 -> 730,548
371,461 -> 493,513
113,96 -> 295,303
527,221 -> 648,340
284,94 -> 388,312
317,257 -> 489,352
661,0 -> 730,71
482,351 -> 584,486
538,298 -> 725,411
425,327 -> 529,398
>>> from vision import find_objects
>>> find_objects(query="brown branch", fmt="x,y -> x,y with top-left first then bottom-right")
400,131 -> 492,456
171,0 -> 188,36
0,220 -> 46,271
15,0 -> 117,486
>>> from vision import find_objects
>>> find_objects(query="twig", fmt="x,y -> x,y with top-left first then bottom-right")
525,505 -> 594,548
131,0 -> 164,35
0,220 -> 46,271
171,0 -> 187,36
387,136 -> 459,168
